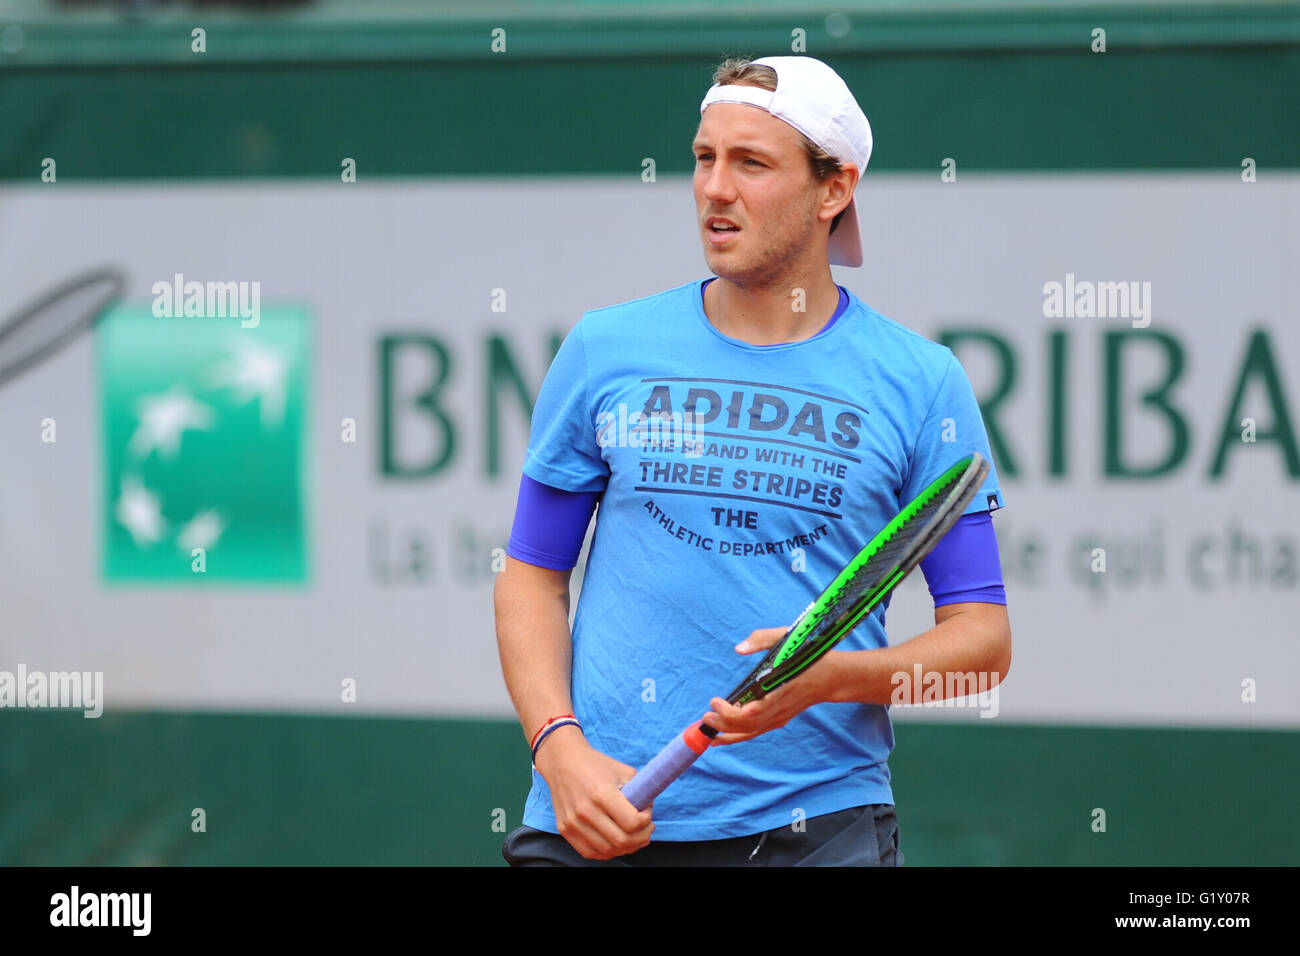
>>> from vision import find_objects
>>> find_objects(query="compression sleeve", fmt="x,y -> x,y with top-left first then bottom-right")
505,473 -> 599,571
919,510 -> 1007,606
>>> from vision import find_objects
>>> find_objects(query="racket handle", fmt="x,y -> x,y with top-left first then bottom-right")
620,722 -> 712,811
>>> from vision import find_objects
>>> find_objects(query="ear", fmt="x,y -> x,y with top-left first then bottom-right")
819,162 -> 860,223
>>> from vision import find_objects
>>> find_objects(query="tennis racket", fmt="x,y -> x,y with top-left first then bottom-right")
0,266 -> 125,390
620,451 -> 991,811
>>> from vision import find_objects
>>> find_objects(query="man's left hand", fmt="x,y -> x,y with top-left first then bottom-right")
702,627 -> 839,745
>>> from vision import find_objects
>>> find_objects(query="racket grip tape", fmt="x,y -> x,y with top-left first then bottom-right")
620,722 -> 711,811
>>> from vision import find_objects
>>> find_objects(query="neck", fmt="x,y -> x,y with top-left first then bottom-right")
704,267 -> 840,346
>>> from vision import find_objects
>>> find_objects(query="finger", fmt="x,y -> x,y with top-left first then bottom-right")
603,787 -> 654,833
708,697 -> 752,719
584,802 -> 648,855
736,626 -> 789,654
570,789 -> 630,851
608,762 -> 655,825
707,700 -> 795,742
624,820 -> 656,852
563,820 -> 611,860
599,822 -> 655,859
710,730 -> 757,746
700,708 -> 728,734
705,697 -> 762,732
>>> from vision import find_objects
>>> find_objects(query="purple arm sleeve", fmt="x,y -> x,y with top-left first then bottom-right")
919,510 -> 1008,606
504,474 -> 600,571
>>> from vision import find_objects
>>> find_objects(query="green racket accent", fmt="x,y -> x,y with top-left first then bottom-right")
723,453 -> 989,708
763,564 -> 908,689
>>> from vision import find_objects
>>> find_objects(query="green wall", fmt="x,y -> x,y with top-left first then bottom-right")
3,711 -> 1294,865
2,3 -> 1298,179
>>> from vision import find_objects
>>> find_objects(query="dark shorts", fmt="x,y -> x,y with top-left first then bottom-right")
502,803 -> 903,867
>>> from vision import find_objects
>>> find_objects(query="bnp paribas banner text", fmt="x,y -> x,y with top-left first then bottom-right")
0,175 -> 1295,727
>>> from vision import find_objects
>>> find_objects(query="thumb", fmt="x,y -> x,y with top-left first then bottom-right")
736,626 -> 789,654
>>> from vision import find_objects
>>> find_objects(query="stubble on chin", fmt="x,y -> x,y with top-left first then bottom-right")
705,216 -> 819,294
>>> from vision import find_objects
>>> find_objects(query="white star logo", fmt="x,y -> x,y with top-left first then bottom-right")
115,476 -> 167,547
128,386 -> 214,460
210,338 -> 289,429
177,509 -> 226,553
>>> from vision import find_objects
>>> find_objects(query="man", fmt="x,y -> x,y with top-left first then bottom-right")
495,55 -> 1011,866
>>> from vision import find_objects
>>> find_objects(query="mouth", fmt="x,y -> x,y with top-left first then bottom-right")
705,218 -> 741,245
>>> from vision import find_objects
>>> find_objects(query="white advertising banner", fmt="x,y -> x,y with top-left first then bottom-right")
1,174 -> 1296,727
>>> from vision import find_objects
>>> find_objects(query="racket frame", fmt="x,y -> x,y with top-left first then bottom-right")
719,453 -> 989,708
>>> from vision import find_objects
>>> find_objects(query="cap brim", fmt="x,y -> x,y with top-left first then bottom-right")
828,196 -> 863,268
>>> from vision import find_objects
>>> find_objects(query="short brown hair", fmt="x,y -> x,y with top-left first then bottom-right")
710,57 -> 847,235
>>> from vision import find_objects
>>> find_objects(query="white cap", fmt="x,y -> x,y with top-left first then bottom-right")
700,56 -> 872,268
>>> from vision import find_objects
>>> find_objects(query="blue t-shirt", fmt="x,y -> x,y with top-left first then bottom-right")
519,278 -> 1005,840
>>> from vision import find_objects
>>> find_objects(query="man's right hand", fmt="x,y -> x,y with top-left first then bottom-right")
533,725 -> 655,860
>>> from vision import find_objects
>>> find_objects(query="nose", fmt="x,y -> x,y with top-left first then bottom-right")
700,158 -> 736,206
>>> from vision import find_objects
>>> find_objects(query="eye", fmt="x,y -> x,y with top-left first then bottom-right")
744,158 -> 765,167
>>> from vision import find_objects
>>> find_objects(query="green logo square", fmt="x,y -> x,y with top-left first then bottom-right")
98,305 -> 311,583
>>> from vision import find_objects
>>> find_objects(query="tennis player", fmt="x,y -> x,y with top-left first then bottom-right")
495,55 -> 1011,866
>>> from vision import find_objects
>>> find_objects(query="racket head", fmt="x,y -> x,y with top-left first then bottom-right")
724,452 -> 991,706
0,267 -> 125,389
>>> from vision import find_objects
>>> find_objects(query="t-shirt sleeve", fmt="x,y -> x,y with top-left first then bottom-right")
901,350 -> 1006,516
521,321 -> 610,493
